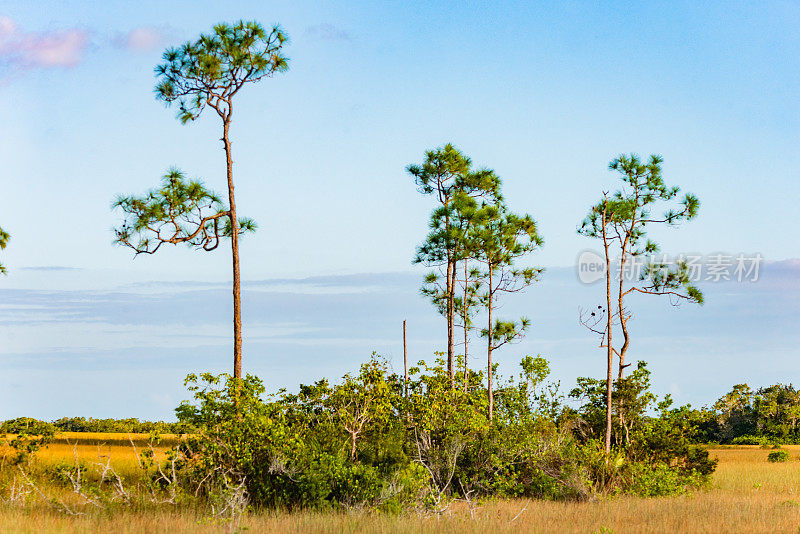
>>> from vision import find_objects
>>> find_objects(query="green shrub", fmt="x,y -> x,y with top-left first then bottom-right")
1,417 -> 55,464
732,435 -> 771,446
626,462 -> 701,497
768,450 -> 790,463
168,354 -> 714,511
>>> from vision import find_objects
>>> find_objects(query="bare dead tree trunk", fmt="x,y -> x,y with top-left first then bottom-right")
403,320 -> 408,400
222,115 -> 243,379
602,207 -> 613,455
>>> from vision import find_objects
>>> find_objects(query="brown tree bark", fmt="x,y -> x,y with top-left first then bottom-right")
222,116 -> 243,379
463,259 -> 469,393
403,320 -> 408,400
487,265 -> 494,422
446,253 -> 455,387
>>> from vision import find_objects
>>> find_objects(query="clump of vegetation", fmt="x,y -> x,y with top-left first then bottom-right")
0,356 -> 717,513
164,354 -> 714,512
0,418 -> 55,465
767,450 -> 790,463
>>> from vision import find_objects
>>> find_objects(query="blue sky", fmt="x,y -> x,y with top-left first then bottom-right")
1,1 -> 798,419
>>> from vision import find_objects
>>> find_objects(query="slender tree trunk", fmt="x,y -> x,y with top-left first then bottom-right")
616,253 -> 628,444
222,116 -> 243,379
463,259 -> 469,393
446,254 -> 455,387
403,320 -> 408,400
487,265 -> 494,422
617,234 -> 632,380
602,209 -> 613,455
616,216 -> 635,444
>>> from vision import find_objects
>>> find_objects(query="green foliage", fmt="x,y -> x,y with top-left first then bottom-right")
0,416 -> 189,435
473,204 -> 544,349
409,144 -> 505,379
145,20 -> 290,379
174,358 -> 424,510
768,450 -> 790,463
626,462 -> 705,497
578,153 -> 703,304
0,225 -> 8,275
43,458 -> 95,491
155,20 -> 289,124
570,362 -> 657,447
1,417 -> 55,464
570,362 -> 717,494
168,353 -> 712,510
701,383 -> 800,444
577,153 -> 704,454
113,169 -> 255,255
49,417 -> 193,434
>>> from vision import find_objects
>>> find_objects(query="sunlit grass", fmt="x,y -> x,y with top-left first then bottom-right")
2,437 -> 800,533
1,433 -> 177,478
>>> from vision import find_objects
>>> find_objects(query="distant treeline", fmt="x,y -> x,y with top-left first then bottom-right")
0,416 -> 194,435
689,384 -> 800,444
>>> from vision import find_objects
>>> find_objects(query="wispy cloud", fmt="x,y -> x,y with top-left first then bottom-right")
305,24 -> 352,42
112,26 -> 166,52
20,266 -> 81,272
0,16 -> 89,73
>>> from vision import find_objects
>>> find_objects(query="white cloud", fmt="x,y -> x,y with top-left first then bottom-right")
113,26 -> 165,52
0,16 -> 89,72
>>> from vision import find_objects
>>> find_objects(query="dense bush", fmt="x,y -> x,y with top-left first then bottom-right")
569,361 -> 718,488
768,450 -> 790,463
170,354 -> 713,511
0,355 -> 716,511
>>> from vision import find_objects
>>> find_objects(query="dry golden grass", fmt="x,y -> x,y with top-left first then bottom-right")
1,433 -> 176,478
2,438 -> 800,533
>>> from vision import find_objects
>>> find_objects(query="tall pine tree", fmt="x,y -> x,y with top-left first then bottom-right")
579,153 -> 702,453
115,21 -> 289,378
409,144 -> 500,387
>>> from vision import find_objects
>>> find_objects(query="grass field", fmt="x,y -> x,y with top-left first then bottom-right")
2,435 -> 800,533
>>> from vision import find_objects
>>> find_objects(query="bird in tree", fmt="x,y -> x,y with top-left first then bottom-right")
578,153 -> 702,454
115,21 -> 289,379
0,226 -> 9,275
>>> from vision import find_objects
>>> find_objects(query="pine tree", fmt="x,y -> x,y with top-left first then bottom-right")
579,153 -> 702,453
409,144 -> 500,387
114,21 -> 289,379
472,203 -> 543,421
